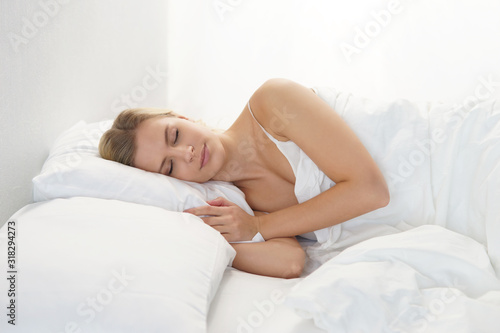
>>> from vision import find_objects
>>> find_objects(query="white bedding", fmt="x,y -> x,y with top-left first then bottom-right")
281,87 -> 500,332
287,226 -> 500,332
208,269 -> 324,333
0,197 -> 235,333
308,86 -> 500,276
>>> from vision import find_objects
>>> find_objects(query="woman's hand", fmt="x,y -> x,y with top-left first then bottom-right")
184,197 -> 261,242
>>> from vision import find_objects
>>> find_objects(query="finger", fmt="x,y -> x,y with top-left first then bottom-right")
209,224 -> 229,234
200,216 -> 226,227
206,196 -> 233,207
183,205 -> 224,216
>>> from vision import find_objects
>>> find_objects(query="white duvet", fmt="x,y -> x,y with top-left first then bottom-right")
284,87 -> 500,332
287,226 -> 500,333
307,86 -> 500,276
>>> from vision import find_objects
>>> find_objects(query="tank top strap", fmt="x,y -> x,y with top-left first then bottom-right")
247,101 -> 282,144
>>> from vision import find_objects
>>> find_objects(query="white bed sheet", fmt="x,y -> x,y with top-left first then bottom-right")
208,268 -> 325,333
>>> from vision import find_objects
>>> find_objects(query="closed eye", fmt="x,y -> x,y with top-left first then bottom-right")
173,129 -> 179,144
168,159 -> 174,175
168,130 -> 178,175
163,127 -> 178,176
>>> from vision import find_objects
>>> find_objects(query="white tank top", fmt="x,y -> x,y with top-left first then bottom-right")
247,99 -> 341,243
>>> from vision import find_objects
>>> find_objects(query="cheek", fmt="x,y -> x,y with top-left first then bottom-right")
176,165 -> 201,182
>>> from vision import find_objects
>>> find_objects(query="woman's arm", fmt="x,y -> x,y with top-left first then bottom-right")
251,78 -> 389,239
230,237 -> 305,278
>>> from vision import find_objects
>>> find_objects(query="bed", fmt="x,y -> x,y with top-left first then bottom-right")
1,87 -> 500,332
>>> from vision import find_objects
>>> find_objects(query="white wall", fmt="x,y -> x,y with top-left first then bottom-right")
167,0 -> 500,129
0,0 -> 168,226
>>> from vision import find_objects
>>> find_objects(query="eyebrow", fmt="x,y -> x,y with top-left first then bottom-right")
158,125 -> 169,174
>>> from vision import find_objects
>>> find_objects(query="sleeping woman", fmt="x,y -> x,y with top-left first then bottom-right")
99,78 -> 390,278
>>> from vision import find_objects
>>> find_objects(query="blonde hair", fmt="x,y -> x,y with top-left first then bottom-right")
99,108 -> 175,166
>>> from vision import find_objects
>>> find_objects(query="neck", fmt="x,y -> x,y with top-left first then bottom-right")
211,129 -> 261,183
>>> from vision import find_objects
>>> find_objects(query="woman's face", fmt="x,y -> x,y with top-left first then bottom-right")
134,116 -> 225,183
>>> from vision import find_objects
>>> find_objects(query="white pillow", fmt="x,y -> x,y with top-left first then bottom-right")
32,120 -> 253,214
0,197 -> 236,332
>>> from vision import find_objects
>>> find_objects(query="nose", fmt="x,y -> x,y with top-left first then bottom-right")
169,145 -> 194,163
182,145 -> 194,163
186,145 -> 194,162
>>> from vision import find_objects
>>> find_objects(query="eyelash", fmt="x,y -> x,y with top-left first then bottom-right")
173,129 -> 179,144
168,160 -> 173,175
168,129 -> 179,175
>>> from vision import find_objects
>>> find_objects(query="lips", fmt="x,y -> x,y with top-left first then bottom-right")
200,144 -> 209,169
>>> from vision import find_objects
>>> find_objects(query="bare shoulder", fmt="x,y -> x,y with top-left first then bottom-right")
248,78 -> 385,185
249,78 -> 347,143
248,78 -> 320,141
